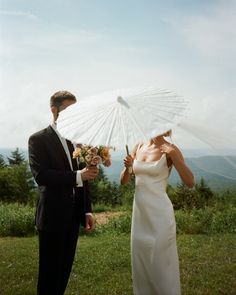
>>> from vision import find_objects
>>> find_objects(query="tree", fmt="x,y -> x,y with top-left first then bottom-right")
7,148 -> 25,166
194,177 -> 214,207
169,178 -> 215,210
170,182 -> 195,210
0,163 -> 35,203
0,148 -> 36,204
0,154 -> 6,168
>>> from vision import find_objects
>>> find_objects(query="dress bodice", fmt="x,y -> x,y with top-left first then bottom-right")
133,153 -> 170,191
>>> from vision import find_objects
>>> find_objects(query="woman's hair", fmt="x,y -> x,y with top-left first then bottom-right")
162,130 -> 172,137
50,90 -> 76,108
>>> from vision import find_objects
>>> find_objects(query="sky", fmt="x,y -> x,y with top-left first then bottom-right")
0,0 -> 236,151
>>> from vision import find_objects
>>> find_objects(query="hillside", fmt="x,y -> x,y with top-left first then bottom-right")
104,152 -> 236,192
1,148 -> 236,192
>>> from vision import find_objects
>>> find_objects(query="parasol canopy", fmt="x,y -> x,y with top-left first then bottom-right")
57,87 -> 188,150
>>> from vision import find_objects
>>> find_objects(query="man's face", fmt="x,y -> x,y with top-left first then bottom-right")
52,99 -> 76,122
59,99 -> 76,112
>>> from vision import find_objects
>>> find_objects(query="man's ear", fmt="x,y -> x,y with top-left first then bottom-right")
51,106 -> 59,121
51,106 -> 57,114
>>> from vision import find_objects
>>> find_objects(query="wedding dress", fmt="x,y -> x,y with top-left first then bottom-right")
131,153 -> 181,295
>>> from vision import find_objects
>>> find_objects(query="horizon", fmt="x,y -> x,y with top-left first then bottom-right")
1,147 -> 236,158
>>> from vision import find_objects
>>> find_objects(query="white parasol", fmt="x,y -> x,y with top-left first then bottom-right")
57,87 -> 188,151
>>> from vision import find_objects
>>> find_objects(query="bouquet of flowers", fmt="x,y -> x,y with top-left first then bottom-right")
73,144 -> 112,167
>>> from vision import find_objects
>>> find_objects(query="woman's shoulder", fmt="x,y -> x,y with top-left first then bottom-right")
131,142 -> 143,158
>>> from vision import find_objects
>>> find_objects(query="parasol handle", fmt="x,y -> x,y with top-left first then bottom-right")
125,144 -> 129,156
125,144 -> 133,174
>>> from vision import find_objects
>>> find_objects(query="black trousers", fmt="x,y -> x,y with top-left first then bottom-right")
37,224 -> 80,295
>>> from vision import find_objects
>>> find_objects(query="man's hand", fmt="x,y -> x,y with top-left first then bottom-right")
85,214 -> 95,233
80,165 -> 98,181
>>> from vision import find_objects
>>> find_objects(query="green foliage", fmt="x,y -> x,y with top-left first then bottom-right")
175,208 -> 214,234
210,206 -> 236,233
0,163 -> 35,203
0,202 -> 35,236
175,206 -> 236,234
169,183 -> 195,210
89,166 -> 123,206
0,199 -> 235,237
194,177 -> 214,206
216,190 -> 236,207
0,154 -> 6,168
90,179 -> 121,206
118,174 -> 135,205
95,205 -> 236,236
90,169 -> 135,207
7,148 -> 25,166
0,148 -> 35,204
169,178 -> 215,210
93,203 -> 115,213
101,213 -> 132,234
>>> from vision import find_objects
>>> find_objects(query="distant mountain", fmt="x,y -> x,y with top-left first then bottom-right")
1,147 -> 236,192
105,152 -> 236,192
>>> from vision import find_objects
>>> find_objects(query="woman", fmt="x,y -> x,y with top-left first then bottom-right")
120,130 -> 194,295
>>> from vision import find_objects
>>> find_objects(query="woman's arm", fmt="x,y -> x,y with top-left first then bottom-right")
120,144 -> 138,185
161,143 -> 195,188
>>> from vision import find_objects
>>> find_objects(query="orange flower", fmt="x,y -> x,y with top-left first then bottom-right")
73,144 -> 112,167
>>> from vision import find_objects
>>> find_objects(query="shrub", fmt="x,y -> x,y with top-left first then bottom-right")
169,179 -> 215,210
175,208 -> 214,234
0,203 -> 35,236
95,212 -> 132,235
0,163 -> 35,204
96,207 -> 236,236
210,206 -> 236,233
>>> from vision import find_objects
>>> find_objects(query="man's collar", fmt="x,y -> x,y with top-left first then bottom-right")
51,122 -> 57,131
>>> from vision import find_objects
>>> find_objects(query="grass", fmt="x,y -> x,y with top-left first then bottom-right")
0,233 -> 235,295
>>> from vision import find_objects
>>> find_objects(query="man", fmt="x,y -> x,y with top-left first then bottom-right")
28,90 -> 98,295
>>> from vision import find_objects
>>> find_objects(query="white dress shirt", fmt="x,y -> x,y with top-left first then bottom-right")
51,123 -> 83,187
51,122 -> 92,217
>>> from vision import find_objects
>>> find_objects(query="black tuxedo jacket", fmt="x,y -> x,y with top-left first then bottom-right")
28,125 -> 92,232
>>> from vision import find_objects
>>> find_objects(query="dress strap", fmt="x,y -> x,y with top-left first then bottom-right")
133,143 -> 143,160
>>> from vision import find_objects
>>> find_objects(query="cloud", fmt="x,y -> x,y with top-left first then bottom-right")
0,1 -> 235,149
0,22 -> 106,60
0,9 -> 38,20
161,2 -> 236,60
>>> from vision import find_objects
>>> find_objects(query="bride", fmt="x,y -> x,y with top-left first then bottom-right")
120,130 -> 194,295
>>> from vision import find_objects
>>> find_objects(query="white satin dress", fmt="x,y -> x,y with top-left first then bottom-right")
131,154 -> 181,295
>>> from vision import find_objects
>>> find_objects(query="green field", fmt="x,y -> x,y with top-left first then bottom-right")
0,233 -> 235,295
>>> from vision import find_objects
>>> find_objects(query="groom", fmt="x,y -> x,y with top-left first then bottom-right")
28,90 -> 98,295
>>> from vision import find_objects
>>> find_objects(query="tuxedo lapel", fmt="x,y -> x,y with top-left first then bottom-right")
66,140 -> 78,171
46,126 -> 72,170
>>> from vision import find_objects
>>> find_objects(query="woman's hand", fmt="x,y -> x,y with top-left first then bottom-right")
123,155 -> 133,169
160,143 -> 176,158
120,155 -> 133,184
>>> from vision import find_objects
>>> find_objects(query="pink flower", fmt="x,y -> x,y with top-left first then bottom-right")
73,144 -> 112,167
91,155 -> 102,166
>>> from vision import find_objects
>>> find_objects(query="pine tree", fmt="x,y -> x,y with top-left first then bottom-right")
194,177 -> 214,207
0,154 -> 6,168
7,148 -> 25,165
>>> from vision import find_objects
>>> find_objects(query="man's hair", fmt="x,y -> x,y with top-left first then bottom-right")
50,90 -> 76,108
